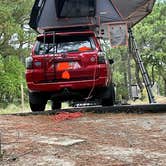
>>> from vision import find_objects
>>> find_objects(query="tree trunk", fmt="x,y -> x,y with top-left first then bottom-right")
127,53 -> 132,100
135,63 -> 144,92
151,65 -> 155,86
164,78 -> 166,97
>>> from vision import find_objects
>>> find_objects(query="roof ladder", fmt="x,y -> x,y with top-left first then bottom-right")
128,28 -> 156,104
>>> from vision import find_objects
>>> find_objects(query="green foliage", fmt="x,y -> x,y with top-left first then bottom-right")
0,0 -> 35,58
0,55 -> 25,104
106,46 -> 129,100
134,1 -> 166,95
0,0 -> 34,106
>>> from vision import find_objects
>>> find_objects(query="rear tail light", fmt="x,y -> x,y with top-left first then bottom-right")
98,52 -> 106,64
25,57 -> 33,69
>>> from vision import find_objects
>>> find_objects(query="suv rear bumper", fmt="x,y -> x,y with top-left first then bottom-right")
27,77 -> 107,92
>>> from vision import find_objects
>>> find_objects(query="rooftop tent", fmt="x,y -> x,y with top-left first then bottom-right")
29,0 -> 156,33
29,0 -> 97,31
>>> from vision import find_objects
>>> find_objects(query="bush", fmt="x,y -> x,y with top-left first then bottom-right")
0,55 -> 26,104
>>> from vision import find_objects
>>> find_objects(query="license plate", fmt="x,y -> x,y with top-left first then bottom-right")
57,62 -> 80,71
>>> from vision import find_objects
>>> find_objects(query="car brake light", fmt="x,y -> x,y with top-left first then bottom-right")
25,57 -> 33,69
98,52 -> 106,64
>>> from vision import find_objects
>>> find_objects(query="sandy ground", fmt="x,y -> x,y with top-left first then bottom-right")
0,112 -> 166,166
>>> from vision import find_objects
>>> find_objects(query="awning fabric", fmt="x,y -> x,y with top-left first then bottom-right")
29,0 -> 156,33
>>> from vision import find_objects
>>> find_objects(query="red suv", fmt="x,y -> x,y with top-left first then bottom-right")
25,30 -> 115,111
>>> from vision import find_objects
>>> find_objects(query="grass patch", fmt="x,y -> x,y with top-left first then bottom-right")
156,96 -> 166,104
129,95 -> 166,105
0,103 -> 30,115
0,102 -> 70,115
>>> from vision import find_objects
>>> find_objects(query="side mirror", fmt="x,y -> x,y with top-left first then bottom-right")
109,59 -> 114,64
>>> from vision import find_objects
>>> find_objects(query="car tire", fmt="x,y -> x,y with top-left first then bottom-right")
101,83 -> 115,106
29,102 -> 46,112
29,91 -> 47,112
51,100 -> 61,110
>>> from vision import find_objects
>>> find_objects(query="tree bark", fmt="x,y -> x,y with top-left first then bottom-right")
127,53 -> 132,100
151,65 -> 155,86
164,78 -> 166,97
135,63 -> 144,92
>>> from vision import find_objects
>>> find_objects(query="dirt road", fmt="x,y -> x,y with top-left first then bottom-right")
0,112 -> 166,166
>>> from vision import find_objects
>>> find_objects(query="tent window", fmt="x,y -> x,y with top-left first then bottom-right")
56,0 -> 96,18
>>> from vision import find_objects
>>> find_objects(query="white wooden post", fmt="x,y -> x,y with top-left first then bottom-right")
21,84 -> 25,112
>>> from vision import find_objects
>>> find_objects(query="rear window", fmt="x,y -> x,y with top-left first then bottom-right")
35,35 -> 96,55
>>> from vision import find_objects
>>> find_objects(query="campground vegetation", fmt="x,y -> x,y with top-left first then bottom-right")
0,0 -> 165,110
